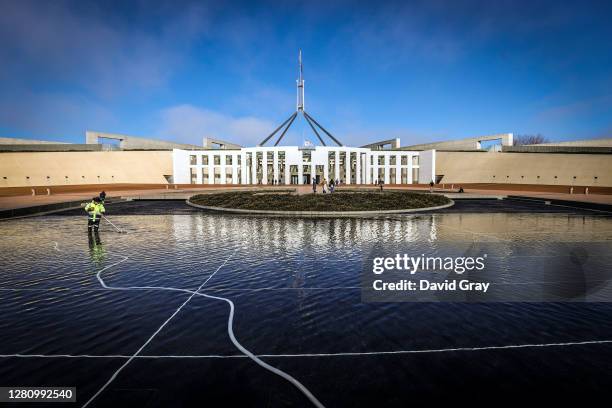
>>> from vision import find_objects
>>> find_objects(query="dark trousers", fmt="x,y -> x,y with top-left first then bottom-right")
88,218 -> 100,231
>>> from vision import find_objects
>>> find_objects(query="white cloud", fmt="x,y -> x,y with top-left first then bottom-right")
157,104 -> 275,146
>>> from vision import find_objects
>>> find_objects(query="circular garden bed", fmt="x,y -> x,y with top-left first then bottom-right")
187,190 -> 453,215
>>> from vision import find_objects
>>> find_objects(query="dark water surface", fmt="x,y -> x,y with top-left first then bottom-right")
1,200 -> 612,406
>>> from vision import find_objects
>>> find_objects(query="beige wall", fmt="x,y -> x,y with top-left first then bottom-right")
2,149 -> 611,188
436,151 -> 612,186
0,151 -> 172,187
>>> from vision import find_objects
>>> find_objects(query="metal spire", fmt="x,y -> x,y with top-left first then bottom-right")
259,50 -> 343,147
297,49 -> 304,111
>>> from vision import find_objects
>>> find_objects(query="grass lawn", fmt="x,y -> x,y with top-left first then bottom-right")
190,191 -> 450,211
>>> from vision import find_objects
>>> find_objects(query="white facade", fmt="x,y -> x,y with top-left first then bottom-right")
172,147 -> 435,185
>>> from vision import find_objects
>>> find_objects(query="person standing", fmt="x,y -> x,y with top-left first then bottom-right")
84,197 -> 105,232
99,190 -> 106,203
379,177 -> 384,192
312,178 -> 317,193
429,181 -> 434,193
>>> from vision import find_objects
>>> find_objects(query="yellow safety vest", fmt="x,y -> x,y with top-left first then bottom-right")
84,202 -> 105,220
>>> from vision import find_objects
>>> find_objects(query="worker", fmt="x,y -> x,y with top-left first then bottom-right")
99,191 -> 106,202
84,196 -> 105,232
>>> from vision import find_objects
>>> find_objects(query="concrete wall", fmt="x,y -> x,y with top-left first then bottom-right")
436,151 -> 612,186
86,130 -> 201,150
0,137 -> 68,145
534,138 -> 612,147
0,151 -> 173,187
418,150 -> 436,184
402,133 -> 513,151
3,148 -> 610,189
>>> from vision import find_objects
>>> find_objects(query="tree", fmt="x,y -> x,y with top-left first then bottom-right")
513,134 -> 549,145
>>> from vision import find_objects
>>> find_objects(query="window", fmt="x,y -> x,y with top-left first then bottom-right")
390,156 -> 396,165
214,168 -> 221,183
401,155 -> 408,165
226,155 -> 233,165
190,155 -> 197,165
412,156 -> 419,166
378,156 -> 385,165
202,155 -> 209,165
214,155 -> 221,165
401,168 -> 408,184
190,168 -> 197,184
412,168 -> 419,183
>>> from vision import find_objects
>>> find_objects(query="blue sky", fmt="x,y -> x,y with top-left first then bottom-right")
1,0 -> 611,146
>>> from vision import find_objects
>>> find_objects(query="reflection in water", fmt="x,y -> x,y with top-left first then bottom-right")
165,213 -> 612,301
0,211 -> 612,407
169,212 -> 612,257
87,231 -> 106,267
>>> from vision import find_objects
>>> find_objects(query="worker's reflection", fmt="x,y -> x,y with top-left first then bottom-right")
88,231 -> 106,266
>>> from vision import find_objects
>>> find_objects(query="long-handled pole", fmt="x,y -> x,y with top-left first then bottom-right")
102,214 -> 125,233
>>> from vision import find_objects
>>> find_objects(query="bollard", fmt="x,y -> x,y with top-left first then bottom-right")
585,187 -> 589,195
47,188 -> 51,196
31,188 -> 35,196
569,187 -> 574,194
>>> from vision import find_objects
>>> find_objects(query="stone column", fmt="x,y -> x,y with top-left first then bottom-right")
251,152 -> 257,184
273,151 -> 279,184
232,153 -> 238,184
356,152 -> 361,185
408,154 -> 413,184
395,154 -> 401,184
240,152 -> 247,184
323,153 -> 329,182
262,151 -> 268,185
208,154 -> 214,185
298,163 -> 304,185
284,160 -> 291,185
310,162 -> 315,185
384,154 -> 390,185
334,150 -> 340,183
220,154 -> 227,184
345,151 -> 351,184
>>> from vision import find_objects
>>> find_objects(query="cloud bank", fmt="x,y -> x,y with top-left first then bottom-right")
157,105 -> 275,146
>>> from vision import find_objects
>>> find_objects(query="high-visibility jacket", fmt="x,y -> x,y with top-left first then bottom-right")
84,201 -> 105,221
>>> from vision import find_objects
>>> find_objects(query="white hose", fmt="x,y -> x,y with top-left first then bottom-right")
52,242 -> 325,408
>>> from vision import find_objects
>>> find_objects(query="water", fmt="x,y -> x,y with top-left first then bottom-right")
1,201 -> 612,406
